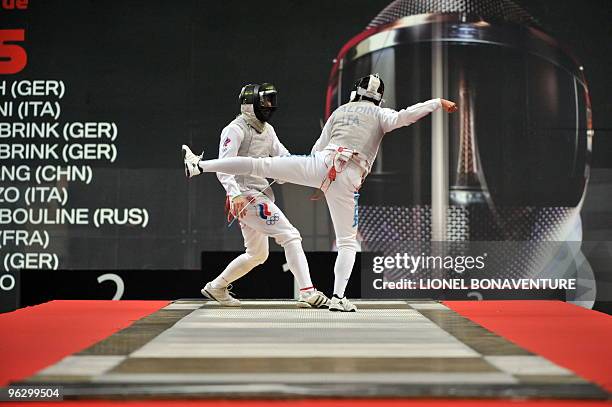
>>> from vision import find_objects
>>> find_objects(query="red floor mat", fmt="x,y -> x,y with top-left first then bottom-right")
10,398 -> 612,406
444,300 -> 612,392
1,300 -> 609,407
0,300 -> 168,386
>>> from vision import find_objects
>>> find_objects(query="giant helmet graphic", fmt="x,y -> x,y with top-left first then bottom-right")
325,0 -> 595,304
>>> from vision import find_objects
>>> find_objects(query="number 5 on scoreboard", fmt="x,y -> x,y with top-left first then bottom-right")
0,29 -> 27,74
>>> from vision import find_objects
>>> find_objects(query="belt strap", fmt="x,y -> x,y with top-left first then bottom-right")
311,146 -> 360,200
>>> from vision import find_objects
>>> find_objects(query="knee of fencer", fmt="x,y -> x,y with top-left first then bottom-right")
336,238 -> 359,252
276,231 -> 302,248
246,248 -> 269,265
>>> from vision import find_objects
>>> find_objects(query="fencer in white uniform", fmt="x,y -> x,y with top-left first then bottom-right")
196,83 -> 329,309
184,74 -> 457,311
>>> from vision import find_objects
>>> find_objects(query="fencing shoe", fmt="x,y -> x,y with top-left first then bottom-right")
201,282 -> 240,307
297,289 -> 330,308
329,295 -> 357,312
182,144 -> 203,178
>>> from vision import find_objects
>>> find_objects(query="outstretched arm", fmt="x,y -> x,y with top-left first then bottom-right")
380,98 -> 457,133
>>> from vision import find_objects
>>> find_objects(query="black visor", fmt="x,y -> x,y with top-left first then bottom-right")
259,89 -> 277,109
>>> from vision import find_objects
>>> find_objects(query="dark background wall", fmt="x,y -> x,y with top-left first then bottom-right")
1,0 -> 611,310
8,0 -> 610,167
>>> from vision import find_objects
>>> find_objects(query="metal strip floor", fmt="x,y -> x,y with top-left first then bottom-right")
20,300 -> 609,399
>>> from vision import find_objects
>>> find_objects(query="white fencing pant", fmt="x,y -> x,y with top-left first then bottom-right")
201,151 -> 363,297
212,194 -> 313,290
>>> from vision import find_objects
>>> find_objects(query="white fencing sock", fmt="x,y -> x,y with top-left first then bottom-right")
199,157 -> 255,176
211,253 -> 257,288
284,240 -> 313,292
333,247 -> 356,298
